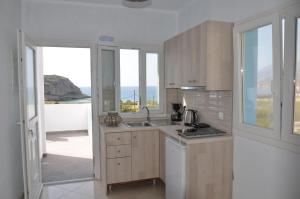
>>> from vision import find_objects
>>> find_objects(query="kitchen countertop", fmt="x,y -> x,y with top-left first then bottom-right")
100,122 -> 232,145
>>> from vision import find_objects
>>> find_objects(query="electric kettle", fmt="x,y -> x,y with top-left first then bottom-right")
183,109 -> 199,126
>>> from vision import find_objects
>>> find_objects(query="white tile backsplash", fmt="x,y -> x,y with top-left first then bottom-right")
166,89 -> 232,133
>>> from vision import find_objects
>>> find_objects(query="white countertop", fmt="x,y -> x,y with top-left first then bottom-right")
100,122 -> 232,145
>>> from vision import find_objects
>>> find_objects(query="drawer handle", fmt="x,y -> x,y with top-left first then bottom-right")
117,137 -> 121,140
117,163 -> 121,166
133,136 -> 137,139
117,150 -> 121,153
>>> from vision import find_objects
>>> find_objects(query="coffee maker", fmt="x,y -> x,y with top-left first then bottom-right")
170,103 -> 184,122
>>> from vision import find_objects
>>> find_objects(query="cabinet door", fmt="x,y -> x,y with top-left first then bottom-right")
132,130 -> 159,180
181,30 -> 193,86
159,132 -> 166,182
165,37 -> 181,88
107,157 -> 132,184
191,25 -> 206,86
205,21 -> 233,90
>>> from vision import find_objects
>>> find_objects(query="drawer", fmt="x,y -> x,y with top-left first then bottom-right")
107,145 -> 131,158
107,157 -> 132,184
106,132 -> 131,146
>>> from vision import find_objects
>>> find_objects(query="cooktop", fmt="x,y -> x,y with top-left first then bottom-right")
177,126 -> 226,139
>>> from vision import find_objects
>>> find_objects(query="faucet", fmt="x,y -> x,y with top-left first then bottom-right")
142,106 -> 150,122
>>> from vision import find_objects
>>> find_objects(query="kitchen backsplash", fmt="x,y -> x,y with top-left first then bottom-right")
166,88 -> 232,133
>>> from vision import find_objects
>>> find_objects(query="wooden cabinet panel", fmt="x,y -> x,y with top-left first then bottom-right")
107,145 -> 131,159
159,132 -> 166,182
107,157 -> 132,184
165,36 -> 182,88
106,132 -> 131,146
205,21 -> 233,90
186,139 -> 233,199
131,130 -> 159,180
164,21 -> 233,90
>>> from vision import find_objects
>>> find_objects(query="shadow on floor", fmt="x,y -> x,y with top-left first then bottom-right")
42,154 -> 93,183
46,130 -> 88,142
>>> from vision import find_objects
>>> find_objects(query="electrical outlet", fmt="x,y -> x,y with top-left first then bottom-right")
218,112 -> 224,120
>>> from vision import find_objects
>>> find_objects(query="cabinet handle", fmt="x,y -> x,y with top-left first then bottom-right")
188,80 -> 192,83
117,162 -> 120,166
169,83 -> 175,85
193,80 -> 196,83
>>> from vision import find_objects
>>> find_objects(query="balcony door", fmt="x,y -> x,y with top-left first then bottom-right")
18,31 -> 43,199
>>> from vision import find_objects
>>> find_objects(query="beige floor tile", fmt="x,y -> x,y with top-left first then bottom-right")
42,180 -> 165,199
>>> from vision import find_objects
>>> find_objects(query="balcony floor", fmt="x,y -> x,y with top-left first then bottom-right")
42,130 -> 93,183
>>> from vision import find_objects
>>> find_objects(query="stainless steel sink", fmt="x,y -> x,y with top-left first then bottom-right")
125,121 -> 153,127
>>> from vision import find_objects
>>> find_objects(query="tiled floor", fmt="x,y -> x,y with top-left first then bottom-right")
42,131 -> 93,182
41,180 -> 165,199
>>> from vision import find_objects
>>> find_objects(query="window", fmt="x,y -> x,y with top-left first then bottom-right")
99,45 -> 163,115
146,53 -> 159,110
293,18 -> 300,135
120,49 -> 140,113
242,24 -> 274,129
101,49 -> 116,112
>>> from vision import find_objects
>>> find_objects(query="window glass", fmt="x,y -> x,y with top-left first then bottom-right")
26,46 -> 37,119
120,49 -> 140,113
146,53 -> 159,109
293,18 -> 300,135
242,24 -> 274,129
102,49 -> 115,112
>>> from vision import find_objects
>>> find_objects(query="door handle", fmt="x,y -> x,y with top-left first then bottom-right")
28,129 -> 34,136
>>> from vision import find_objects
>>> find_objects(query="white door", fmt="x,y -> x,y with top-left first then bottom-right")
18,31 -> 43,199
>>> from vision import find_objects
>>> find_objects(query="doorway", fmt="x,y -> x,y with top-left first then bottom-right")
39,47 -> 94,183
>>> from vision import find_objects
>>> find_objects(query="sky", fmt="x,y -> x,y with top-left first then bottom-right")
120,49 -> 159,87
43,47 -> 91,87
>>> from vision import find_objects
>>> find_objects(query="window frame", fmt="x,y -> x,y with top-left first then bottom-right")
98,43 -> 165,117
281,4 -> 300,145
233,14 -> 282,139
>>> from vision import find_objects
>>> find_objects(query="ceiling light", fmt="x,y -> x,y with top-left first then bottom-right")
122,0 -> 152,8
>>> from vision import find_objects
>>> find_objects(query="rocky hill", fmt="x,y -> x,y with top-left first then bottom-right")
44,75 -> 88,101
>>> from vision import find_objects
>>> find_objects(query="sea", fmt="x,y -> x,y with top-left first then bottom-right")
77,86 -> 158,103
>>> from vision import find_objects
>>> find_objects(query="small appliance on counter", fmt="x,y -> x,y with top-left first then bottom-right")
170,103 -> 184,122
183,109 -> 199,126
104,111 -> 123,127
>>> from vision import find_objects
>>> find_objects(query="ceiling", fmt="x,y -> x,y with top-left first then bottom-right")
25,0 -> 195,11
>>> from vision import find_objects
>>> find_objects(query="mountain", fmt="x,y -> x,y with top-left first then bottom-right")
44,75 -> 88,101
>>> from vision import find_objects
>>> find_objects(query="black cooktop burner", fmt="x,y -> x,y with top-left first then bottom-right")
176,126 -> 225,139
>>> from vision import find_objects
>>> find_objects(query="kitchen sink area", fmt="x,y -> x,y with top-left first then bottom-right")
125,121 -> 153,127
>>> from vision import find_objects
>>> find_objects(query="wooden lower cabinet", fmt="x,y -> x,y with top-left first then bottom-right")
186,139 -> 233,199
107,157 -> 132,184
105,130 -> 160,186
159,132 -> 166,182
131,130 -> 160,181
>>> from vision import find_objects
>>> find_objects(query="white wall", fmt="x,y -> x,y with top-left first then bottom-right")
177,0 -> 293,32
45,104 -> 91,132
0,0 -> 24,198
22,1 -> 178,44
234,136 -> 300,199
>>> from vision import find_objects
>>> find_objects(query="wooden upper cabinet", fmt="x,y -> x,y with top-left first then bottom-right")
204,21 -> 233,90
164,21 -> 233,90
165,36 -> 182,88
131,130 -> 159,181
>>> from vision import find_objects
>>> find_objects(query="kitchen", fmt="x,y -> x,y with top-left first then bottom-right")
99,20 -> 234,199
2,0 -> 300,199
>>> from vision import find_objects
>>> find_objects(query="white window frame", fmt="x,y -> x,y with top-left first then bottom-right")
233,14 -> 282,140
98,43 -> 165,117
281,4 -> 300,145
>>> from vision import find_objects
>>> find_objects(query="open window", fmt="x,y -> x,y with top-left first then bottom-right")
281,5 -> 300,145
234,14 -> 281,139
98,45 -> 164,115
